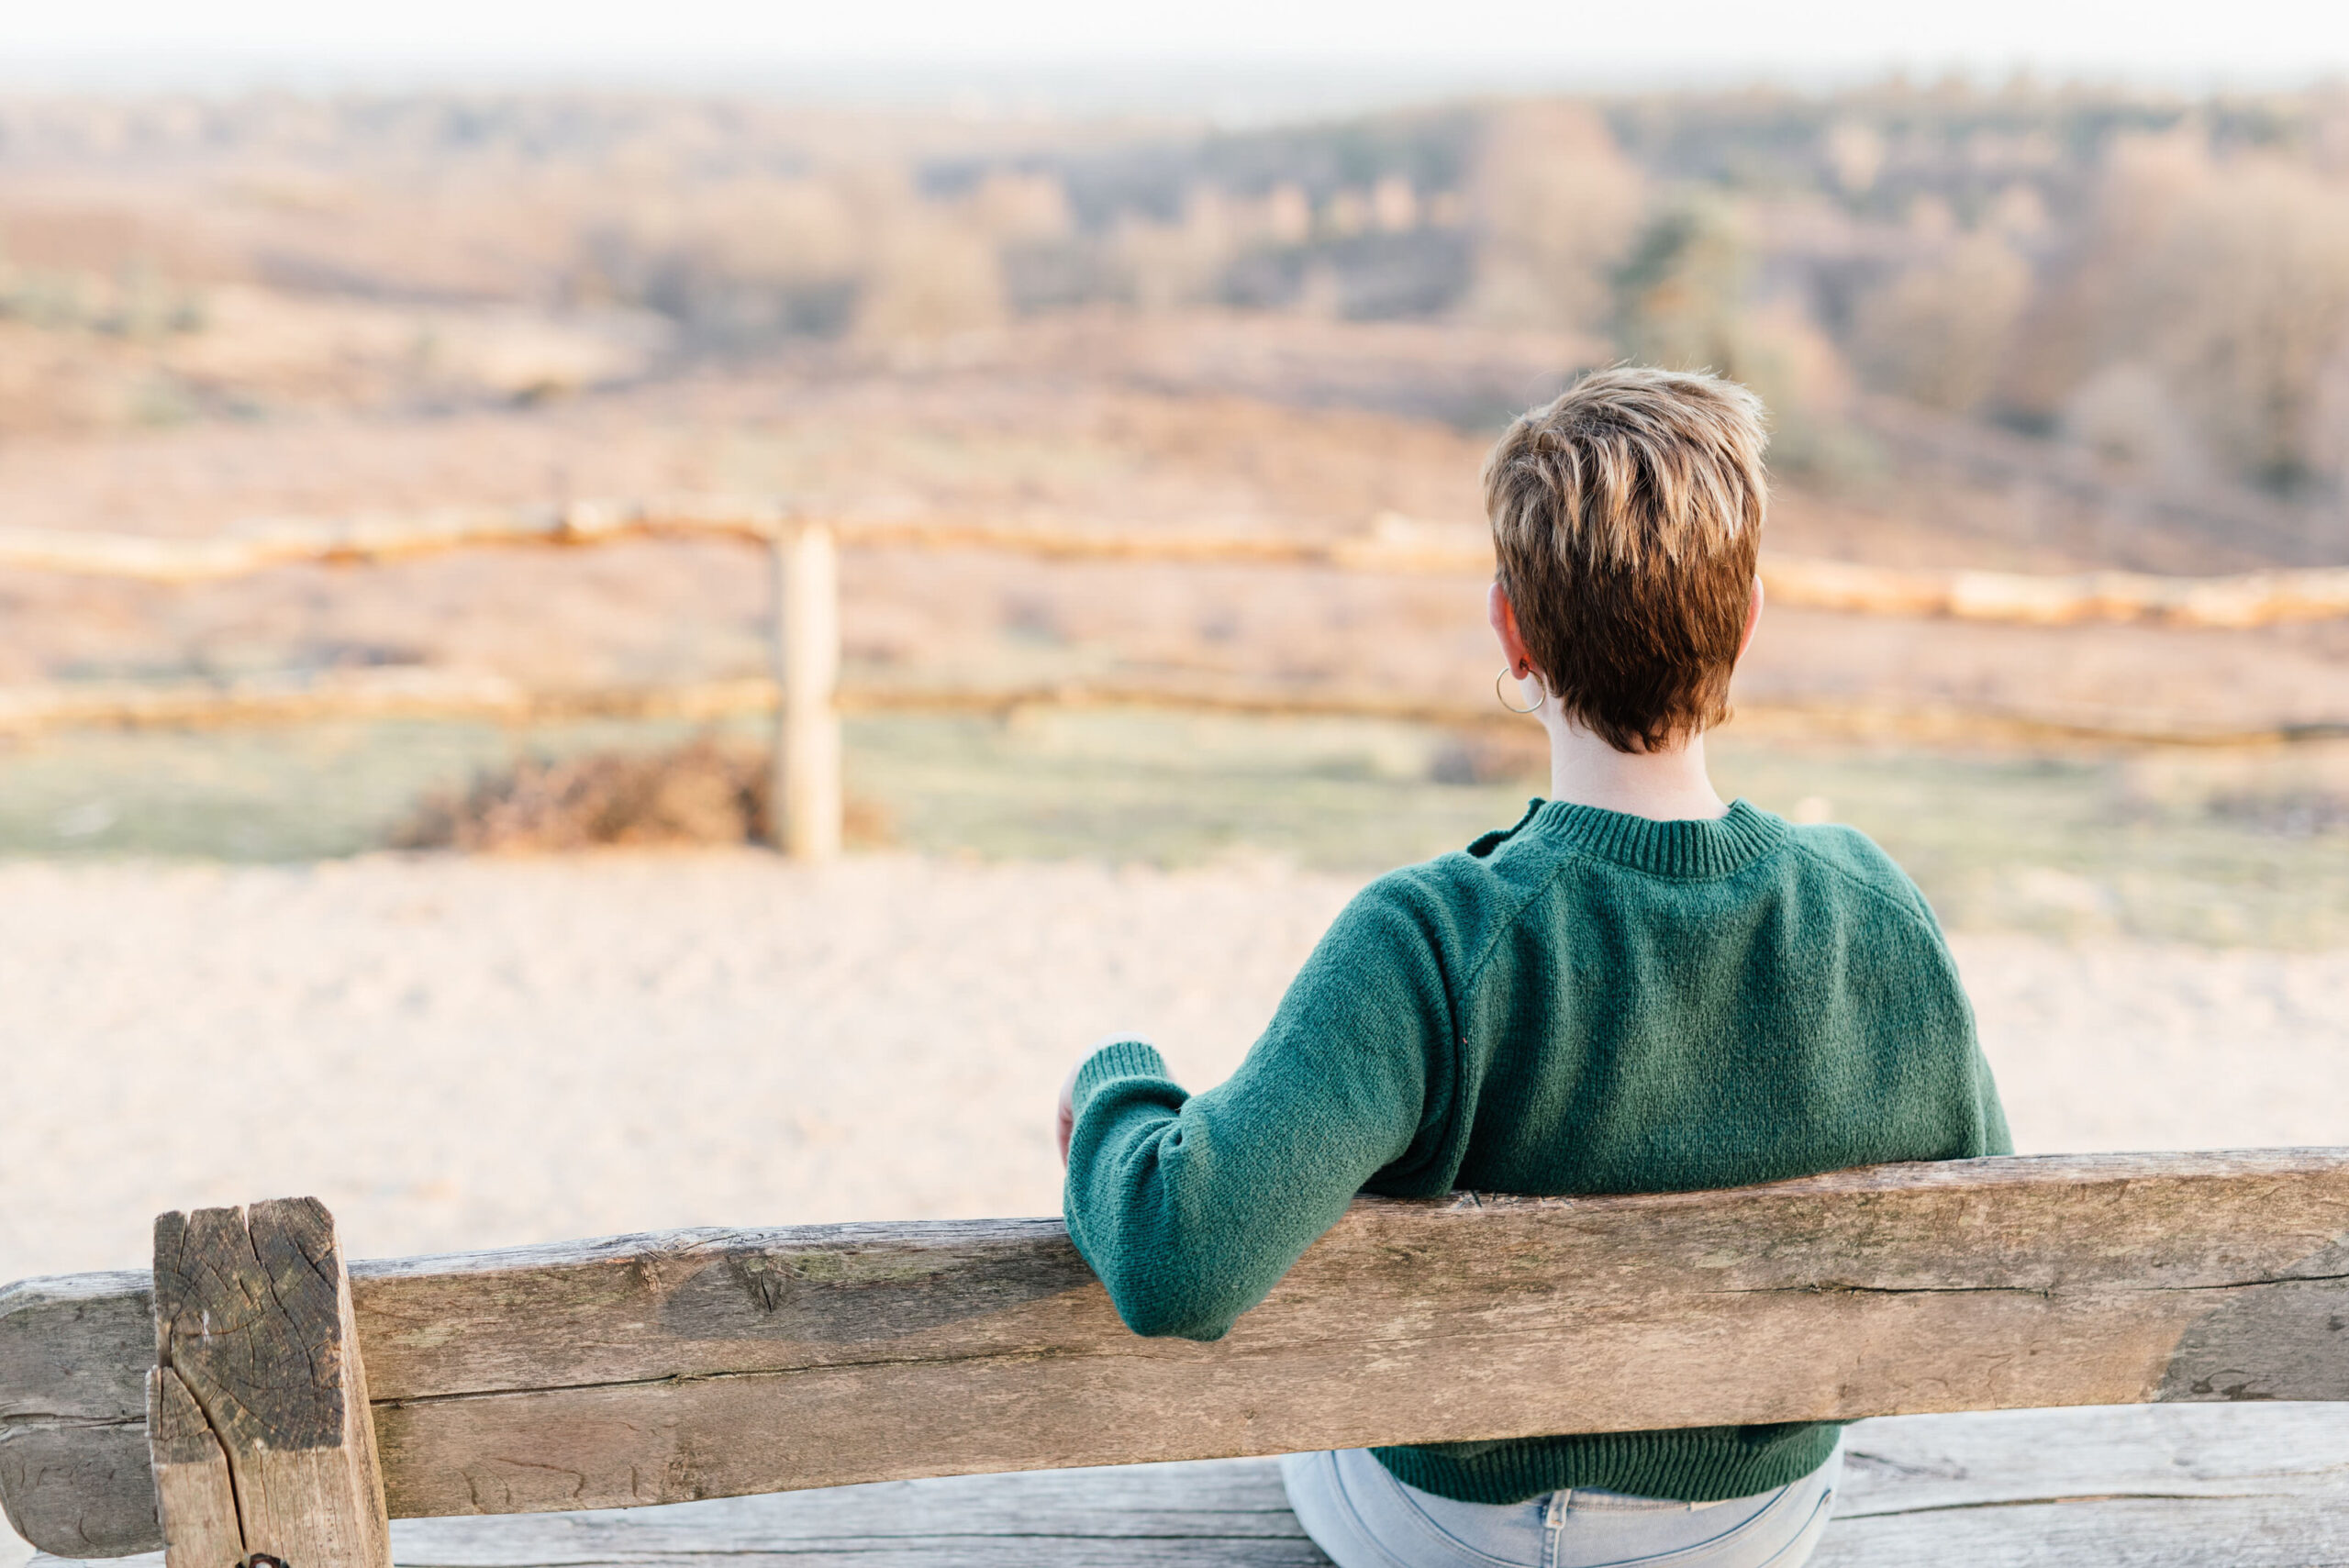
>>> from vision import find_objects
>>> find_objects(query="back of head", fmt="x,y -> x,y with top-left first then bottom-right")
1484,366 -> 1768,752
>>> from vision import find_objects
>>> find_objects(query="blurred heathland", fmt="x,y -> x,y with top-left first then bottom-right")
5,83 -> 2349,939
15,81 -> 2349,1395
6,88 -> 2349,512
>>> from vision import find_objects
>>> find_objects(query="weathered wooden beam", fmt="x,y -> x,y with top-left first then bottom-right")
32,1405 -> 2349,1568
6,1152 -> 2349,1558
1818,1403 -> 2349,1566
323,1404 -> 2349,1568
0,1269 -> 156,1558
151,1200 -> 392,1568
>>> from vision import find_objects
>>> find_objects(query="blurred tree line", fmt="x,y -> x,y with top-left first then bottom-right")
5,86 -> 2349,508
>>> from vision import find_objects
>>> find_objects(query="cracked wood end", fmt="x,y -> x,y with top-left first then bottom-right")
151,1199 -> 391,1568
147,1366 -> 239,1568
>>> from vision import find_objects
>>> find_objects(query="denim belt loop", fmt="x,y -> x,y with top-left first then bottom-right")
1542,1491 -> 1569,1568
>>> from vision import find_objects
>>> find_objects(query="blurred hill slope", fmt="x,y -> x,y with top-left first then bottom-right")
1,85 -> 2346,749
3,84 -> 2346,545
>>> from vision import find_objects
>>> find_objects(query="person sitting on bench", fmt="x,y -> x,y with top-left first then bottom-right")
1053,366 -> 2012,1568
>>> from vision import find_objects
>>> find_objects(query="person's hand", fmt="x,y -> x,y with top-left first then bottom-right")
1055,1058 -> 1084,1167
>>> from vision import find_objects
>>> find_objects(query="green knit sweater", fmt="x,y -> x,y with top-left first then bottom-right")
1063,797 -> 2010,1505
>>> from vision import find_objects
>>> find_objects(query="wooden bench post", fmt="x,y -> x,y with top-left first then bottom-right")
149,1198 -> 391,1568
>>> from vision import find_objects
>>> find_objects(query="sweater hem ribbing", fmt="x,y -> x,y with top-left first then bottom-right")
1371,1422 -> 1844,1506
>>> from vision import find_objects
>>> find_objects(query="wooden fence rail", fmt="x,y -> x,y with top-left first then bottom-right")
7,500 -> 2349,628
1,668 -> 2341,750
5,1150 -> 2349,1561
8,496 -> 2349,860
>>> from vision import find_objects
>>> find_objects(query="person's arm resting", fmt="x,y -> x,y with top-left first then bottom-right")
1063,882 -> 1450,1340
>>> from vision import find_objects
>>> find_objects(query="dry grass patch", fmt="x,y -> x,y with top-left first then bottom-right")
392,736 -> 889,852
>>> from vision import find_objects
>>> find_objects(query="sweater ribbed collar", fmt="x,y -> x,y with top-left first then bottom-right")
1526,797 -> 1789,879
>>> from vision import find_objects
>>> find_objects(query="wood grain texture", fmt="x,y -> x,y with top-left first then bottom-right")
145,1368 -> 239,1568
10,1153 -> 2349,1556
32,1405 -> 2349,1568
362,1150 -> 2349,1518
154,1199 -> 393,1568
1818,1402 -> 2349,1567
0,1270 -> 156,1558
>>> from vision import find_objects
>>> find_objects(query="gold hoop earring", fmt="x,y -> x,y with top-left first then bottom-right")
1495,668 -> 1545,714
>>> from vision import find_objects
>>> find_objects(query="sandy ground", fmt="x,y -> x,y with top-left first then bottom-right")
6,851 -> 2349,1566
8,850 -> 2349,1286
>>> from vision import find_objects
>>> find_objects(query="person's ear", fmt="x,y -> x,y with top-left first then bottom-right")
1488,579 -> 1536,678
1738,574 -> 1765,662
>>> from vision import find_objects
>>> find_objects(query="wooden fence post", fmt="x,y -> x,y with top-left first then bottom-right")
150,1198 -> 392,1568
769,518 -> 841,861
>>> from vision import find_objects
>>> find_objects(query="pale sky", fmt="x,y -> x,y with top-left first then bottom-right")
5,0 -> 2345,96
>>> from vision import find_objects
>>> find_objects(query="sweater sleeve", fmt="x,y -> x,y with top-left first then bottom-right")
1062,878 -> 1453,1340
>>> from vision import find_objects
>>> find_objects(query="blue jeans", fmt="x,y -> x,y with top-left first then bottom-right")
1278,1442 -> 1842,1568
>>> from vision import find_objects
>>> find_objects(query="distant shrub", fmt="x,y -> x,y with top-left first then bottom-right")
391,738 -> 887,853
2021,128 -> 2349,496
1464,102 -> 1644,335
1853,233 -> 2034,415
1610,199 -> 1870,478
2061,361 -> 2211,483
2206,789 -> 2349,839
1427,730 -> 1545,786
1614,195 -> 1748,374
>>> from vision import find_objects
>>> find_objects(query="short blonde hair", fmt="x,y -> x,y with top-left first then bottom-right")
1484,367 -> 1767,752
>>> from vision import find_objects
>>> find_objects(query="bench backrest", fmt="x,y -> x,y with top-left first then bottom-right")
6,1151 -> 2348,1562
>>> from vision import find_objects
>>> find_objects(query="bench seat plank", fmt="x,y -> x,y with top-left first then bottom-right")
1820,1403 -> 2349,1566
32,1406 -> 2349,1568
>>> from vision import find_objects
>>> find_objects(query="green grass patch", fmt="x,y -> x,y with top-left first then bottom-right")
4,709 -> 2347,947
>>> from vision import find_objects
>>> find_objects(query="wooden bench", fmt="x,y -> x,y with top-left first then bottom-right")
6,1151 -> 2349,1568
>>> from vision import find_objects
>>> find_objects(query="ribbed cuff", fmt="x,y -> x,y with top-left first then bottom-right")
1072,1038 -> 1174,1109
